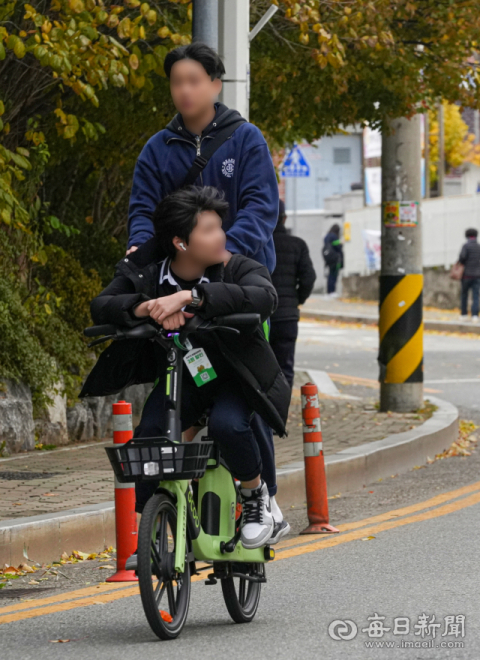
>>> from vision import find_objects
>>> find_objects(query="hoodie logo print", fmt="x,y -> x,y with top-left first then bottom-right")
222,158 -> 235,178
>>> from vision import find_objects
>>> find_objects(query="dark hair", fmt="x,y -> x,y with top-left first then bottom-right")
329,223 -> 340,235
466,228 -> 478,238
164,41 -> 225,80
153,186 -> 229,259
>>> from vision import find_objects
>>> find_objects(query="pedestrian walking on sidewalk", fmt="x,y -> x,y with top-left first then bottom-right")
322,224 -> 343,296
458,228 -> 480,322
270,200 -> 316,387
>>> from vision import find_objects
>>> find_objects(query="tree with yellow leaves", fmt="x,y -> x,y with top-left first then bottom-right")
428,103 -> 480,184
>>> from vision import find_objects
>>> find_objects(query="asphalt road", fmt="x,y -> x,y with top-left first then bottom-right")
296,321 -> 480,423
1,321 -> 479,659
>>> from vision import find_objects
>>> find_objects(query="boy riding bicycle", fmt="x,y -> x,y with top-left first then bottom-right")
82,185 -> 291,554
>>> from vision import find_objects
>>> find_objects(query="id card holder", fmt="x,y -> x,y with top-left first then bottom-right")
183,347 -> 217,387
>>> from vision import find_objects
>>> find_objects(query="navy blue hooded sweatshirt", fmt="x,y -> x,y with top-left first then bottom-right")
127,102 -> 279,272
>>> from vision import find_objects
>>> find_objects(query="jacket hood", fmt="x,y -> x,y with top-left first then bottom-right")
165,102 -> 246,139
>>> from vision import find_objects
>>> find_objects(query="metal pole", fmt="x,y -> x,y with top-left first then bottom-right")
424,112 -> 430,199
379,115 -> 423,412
192,0 -> 218,48
293,177 -> 297,235
437,102 -> 445,197
218,0 -> 249,119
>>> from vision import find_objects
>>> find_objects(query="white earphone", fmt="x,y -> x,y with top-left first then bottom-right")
179,242 -> 187,251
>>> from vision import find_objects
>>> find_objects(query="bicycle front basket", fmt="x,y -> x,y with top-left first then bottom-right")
105,437 -> 214,483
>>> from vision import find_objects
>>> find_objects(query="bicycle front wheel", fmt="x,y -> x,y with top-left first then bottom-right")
137,493 -> 191,640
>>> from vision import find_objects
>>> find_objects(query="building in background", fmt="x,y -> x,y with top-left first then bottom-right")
283,128 -> 363,212
282,128 -> 363,293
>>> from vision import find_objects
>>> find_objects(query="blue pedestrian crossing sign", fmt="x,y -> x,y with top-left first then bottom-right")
281,144 -> 310,178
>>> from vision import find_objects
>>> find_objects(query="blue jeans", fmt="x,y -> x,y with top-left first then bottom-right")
461,278 -> 480,316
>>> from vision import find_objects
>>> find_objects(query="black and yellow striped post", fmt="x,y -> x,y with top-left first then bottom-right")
379,274 -> 423,390
380,114 -> 423,412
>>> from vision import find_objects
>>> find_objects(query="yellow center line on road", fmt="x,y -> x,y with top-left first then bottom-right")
0,582 -> 132,616
274,480 -> 480,552
274,490 -> 480,562
1,482 -> 479,625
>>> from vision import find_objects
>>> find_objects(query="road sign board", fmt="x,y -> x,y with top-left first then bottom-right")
281,144 -> 310,177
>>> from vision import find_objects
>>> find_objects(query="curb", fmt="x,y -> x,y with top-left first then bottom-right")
275,395 -> 458,510
300,309 -> 480,335
0,503 -> 115,567
0,396 -> 458,565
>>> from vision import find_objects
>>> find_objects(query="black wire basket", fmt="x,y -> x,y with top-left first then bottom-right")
105,437 -> 214,483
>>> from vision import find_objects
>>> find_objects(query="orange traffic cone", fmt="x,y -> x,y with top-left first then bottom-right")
300,383 -> 339,535
106,401 -> 138,582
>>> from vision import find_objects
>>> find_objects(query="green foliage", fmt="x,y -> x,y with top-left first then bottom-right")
251,0 -> 480,145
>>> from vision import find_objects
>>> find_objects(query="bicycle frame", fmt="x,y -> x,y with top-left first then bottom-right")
152,333 -> 269,573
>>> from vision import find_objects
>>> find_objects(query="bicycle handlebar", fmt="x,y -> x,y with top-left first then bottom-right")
84,324 -> 117,338
83,313 -> 261,346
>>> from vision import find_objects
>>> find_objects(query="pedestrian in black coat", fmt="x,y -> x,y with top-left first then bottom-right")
270,200 -> 316,387
323,224 -> 343,295
459,227 -> 480,321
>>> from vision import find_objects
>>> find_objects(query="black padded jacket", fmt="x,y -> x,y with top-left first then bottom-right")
79,238 -> 291,436
271,225 -> 316,321
459,238 -> 480,278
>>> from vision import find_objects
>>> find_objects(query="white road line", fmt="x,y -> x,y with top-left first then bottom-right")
424,378 -> 480,384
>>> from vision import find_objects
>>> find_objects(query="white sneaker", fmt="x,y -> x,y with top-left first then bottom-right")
460,315 -> 469,321
473,316 -> 479,323
269,496 -> 291,545
240,481 -> 274,549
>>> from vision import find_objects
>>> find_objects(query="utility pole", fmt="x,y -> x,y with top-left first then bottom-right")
379,115 -> 423,412
218,0 -> 249,119
192,0 -> 218,48
437,101 -> 445,197
218,2 -> 278,120
424,112 -> 430,199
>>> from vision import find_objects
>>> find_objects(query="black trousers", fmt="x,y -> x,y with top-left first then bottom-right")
269,319 -> 299,388
133,372 -> 263,513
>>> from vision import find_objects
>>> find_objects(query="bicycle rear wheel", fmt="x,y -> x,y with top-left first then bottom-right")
137,493 -> 191,640
221,563 -> 263,623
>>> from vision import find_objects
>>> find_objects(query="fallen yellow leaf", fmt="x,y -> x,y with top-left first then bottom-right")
361,536 -> 376,541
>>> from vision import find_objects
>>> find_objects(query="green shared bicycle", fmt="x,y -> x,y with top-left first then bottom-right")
84,314 -> 275,640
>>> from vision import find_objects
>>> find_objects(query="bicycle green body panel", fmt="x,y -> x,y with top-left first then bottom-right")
159,458 -> 268,572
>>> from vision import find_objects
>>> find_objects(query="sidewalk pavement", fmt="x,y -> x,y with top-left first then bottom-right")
301,295 -> 480,334
0,373 -> 430,522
